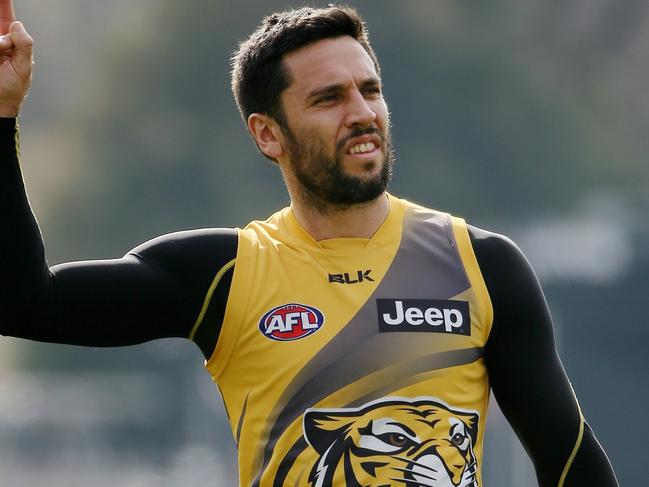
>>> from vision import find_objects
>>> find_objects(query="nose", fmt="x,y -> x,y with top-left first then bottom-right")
344,88 -> 377,128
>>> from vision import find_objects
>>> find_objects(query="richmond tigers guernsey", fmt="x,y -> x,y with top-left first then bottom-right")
206,195 -> 493,487
1,119 -> 619,487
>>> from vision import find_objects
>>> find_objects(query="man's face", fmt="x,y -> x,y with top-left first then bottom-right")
278,36 -> 393,209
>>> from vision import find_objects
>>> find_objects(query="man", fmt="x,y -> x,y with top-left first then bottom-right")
0,2 -> 618,486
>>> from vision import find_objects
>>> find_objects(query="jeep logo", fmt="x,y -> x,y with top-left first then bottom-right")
377,299 -> 470,336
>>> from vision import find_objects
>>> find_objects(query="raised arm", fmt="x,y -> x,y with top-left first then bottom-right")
470,226 -> 618,486
0,3 -> 237,359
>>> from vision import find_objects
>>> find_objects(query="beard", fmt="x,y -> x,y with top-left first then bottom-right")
283,125 -> 394,212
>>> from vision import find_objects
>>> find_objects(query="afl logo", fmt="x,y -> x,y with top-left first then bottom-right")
259,303 -> 325,341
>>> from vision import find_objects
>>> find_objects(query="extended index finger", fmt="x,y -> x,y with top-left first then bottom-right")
0,0 -> 16,35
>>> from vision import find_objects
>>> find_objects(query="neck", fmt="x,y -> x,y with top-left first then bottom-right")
290,192 -> 390,241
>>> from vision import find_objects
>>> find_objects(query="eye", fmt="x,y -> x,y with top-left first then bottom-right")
451,432 -> 466,446
315,94 -> 341,105
362,86 -> 381,96
378,432 -> 409,448
359,420 -> 420,453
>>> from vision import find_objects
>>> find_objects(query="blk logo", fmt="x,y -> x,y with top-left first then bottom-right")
259,303 -> 325,341
329,270 -> 374,284
377,299 -> 470,336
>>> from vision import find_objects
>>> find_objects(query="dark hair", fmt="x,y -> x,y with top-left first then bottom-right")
231,5 -> 380,128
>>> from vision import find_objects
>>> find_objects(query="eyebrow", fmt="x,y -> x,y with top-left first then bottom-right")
306,77 -> 382,102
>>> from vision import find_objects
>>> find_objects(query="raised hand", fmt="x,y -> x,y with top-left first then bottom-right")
0,0 -> 33,117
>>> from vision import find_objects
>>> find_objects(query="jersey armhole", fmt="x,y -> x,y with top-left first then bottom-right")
188,257 -> 236,341
205,228 -> 254,380
450,217 -> 494,343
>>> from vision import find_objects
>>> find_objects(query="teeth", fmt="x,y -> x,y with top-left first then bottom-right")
349,142 -> 376,154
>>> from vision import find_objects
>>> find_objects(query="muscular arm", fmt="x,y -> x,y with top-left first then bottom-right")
469,226 -> 618,486
0,118 -> 236,359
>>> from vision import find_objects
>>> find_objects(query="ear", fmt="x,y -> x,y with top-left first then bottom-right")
247,113 -> 285,160
459,411 -> 480,445
304,409 -> 356,454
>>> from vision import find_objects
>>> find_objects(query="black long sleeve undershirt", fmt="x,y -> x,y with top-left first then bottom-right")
471,225 -> 618,485
0,119 -> 617,486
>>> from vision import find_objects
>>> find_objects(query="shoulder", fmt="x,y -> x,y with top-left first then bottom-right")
466,223 -> 551,346
467,224 -> 519,256
129,228 -> 237,257
465,223 -> 547,330
466,224 -> 532,280
391,196 -> 525,267
127,228 -> 239,278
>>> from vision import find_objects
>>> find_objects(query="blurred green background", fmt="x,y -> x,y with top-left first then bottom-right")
1,0 -> 647,485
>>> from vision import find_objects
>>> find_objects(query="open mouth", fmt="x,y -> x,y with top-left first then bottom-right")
341,130 -> 383,159
402,452 -> 476,487
348,141 -> 377,155
345,140 -> 381,162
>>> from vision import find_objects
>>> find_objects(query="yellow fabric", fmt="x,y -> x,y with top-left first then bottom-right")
206,195 -> 493,486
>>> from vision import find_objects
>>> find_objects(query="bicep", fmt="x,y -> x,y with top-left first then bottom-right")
6,227 -> 238,357
17,252 -> 192,347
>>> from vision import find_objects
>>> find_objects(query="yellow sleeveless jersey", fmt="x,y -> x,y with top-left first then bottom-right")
205,195 -> 493,487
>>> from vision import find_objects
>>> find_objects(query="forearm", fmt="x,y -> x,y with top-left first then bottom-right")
11,255 -> 187,346
0,117 -> 50,336
563,423 -> 618,486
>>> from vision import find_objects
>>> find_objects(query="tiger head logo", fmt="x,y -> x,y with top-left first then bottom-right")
303,397 -> 479,487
